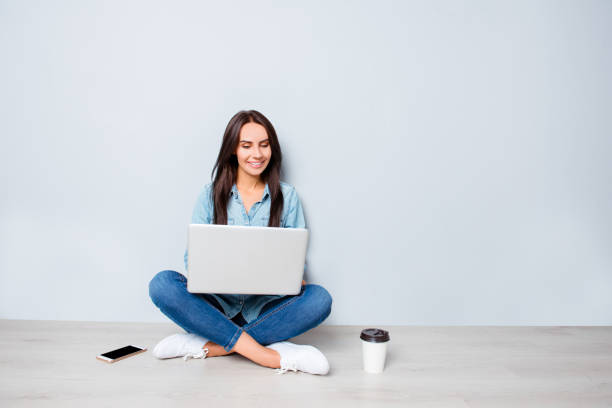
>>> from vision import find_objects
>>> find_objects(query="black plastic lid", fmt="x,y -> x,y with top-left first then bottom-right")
360,328 -> 390,343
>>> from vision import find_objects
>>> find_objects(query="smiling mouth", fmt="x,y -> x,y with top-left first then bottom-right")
247,161 -> 264,168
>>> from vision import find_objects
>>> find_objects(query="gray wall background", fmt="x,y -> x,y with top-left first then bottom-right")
1,0 -> 611,325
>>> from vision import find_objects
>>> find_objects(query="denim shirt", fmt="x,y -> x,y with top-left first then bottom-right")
184,181 -> 306,324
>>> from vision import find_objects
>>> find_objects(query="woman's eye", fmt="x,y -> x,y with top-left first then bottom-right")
241,144 -> 267,149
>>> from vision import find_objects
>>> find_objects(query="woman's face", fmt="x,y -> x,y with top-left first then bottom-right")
234,122 -> 272,179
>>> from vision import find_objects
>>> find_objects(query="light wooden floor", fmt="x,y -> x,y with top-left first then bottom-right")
0,320 -> 611,407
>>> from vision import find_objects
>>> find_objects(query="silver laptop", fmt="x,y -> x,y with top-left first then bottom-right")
187,224 -> 308,295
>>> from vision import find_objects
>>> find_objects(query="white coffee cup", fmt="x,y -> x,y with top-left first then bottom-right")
360,328 -> 390,373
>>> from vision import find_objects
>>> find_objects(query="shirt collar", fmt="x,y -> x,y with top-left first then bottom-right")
230,183 -> 270,199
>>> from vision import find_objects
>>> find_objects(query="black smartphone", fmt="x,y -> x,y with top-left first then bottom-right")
96,345 -> 147,363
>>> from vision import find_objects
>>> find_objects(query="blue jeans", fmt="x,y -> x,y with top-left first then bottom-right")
149,270 -> 333,352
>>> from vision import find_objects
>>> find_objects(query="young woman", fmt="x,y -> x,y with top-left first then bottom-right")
148,110 -> 333,375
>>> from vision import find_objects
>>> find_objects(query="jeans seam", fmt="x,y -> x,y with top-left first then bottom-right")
225,327 -> 244,351
244,292 -> 303,332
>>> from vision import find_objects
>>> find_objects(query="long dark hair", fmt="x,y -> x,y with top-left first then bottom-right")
210,110 -> 283,227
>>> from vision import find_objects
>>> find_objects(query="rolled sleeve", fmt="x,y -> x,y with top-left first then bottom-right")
282,187 -> 306,229
281,186 -> 308,275
184,184 -> 213,271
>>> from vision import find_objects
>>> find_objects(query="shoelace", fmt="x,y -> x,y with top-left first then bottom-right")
183,347 -> 209,361
275,359 -> 298,374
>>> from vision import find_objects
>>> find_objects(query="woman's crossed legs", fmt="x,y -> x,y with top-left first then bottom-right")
148,270 -> 332,369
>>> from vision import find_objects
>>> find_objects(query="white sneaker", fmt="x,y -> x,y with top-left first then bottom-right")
266,341 -> 330,375
152,333 -> 210,361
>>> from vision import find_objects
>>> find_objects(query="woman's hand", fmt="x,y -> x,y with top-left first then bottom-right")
302,279 -> 306,286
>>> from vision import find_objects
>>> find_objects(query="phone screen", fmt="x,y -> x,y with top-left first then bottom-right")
101,345 -> 143,360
